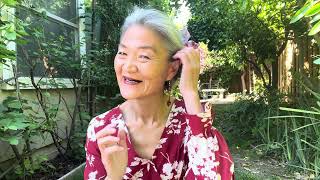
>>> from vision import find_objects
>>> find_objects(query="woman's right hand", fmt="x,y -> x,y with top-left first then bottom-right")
96,124 -> 128,180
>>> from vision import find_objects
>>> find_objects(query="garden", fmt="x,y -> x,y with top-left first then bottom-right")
0,0 -> 320,179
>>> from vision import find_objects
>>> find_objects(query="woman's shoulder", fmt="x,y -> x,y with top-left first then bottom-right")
87,105 -> 122,133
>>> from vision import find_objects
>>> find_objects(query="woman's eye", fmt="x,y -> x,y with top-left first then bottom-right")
117,51 -> 127,55
139,55 -> 150,60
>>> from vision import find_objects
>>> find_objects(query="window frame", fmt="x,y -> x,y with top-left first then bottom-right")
1,0 -> 86,90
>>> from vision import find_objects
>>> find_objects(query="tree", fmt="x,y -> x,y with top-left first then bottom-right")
186,0 -> 300,92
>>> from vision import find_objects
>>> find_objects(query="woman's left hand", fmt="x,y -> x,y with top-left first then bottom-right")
172,43 -> 200,97
172,42 -> 202,114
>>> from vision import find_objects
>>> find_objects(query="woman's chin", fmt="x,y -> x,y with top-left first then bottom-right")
119,91 -> 140,100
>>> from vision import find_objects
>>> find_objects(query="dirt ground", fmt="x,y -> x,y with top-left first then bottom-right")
232,148 -> 315,180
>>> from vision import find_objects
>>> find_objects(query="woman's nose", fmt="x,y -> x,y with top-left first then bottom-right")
123,58 -> 138,73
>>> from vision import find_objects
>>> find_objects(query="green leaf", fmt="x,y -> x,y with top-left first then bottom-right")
8,124 -> 18,130
8,136 -> 19,145
280,107 -> 320,115
0,104 -> 7,112
7,100 -> 22,109
290,2 -> 314,24
311,14 -> 320,23
2,0 -> 18,6
5,32 -> 16,40
305,3 -> 320,17
301,139 -> 320,151
43,92 -> 51,98
309,20 -> 320,35
11,120 -> 29,130
314,58 -> 320,64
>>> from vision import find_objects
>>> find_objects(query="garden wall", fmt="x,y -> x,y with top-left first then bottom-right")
0,89 -> 76,167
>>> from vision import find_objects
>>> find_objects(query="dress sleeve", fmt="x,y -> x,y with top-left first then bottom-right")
84,118 -> 107,180
183,103 -> 234,180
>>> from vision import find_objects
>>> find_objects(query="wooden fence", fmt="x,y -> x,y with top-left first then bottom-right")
278,37 -> 320,96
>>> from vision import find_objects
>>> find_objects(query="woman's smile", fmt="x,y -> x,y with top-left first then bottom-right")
123,76 -> 143,85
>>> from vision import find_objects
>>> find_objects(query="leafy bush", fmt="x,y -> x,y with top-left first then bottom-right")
215,92 -> 284,148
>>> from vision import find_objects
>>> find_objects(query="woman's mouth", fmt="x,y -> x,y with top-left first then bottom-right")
123,76 -> 142,85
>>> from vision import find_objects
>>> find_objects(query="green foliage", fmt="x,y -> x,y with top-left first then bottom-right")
187,0 -> 299,90
268,76 -> 320,176
215,93 -> 284,148
0,1 -> 89,178
222,70 -> 320,177
0,95 -> 52,178
235,169 -> 260,180
290,0 -> 320,35
290,0 -> 320,64
0,96 -> 37,145
200,42 -> 243,88
0,0 -> 25,63
14,155 -> 49,177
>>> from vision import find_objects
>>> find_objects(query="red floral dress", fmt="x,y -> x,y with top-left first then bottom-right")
84,99 -> 234,180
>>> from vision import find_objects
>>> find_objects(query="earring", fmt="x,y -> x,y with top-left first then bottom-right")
166,81 -> 171,106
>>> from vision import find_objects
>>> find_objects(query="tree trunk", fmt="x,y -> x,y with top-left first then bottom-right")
272,60 -> 278,89
241,71 -> 247,94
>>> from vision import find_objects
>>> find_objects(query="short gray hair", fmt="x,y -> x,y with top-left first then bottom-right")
120,7 -> 183,58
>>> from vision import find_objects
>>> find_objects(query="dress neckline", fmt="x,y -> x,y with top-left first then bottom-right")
116,99 -> 176,162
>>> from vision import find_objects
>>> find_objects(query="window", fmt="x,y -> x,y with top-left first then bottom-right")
1,0 -> 86,89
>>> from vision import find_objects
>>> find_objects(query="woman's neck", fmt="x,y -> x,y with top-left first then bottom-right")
121,93 -> 172,126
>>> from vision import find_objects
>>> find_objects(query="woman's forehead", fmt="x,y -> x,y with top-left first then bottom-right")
118,43 -> 158,54
120,25 -> 166,52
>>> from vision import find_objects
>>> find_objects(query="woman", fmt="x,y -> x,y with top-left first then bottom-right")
84,7 -> 234,180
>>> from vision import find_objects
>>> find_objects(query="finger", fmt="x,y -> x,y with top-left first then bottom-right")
118,129 -> 127,148
96,125 -> 117,139
181,49 -> 199,67
104,145 -> 125,156
97,136 -> 120,148
173,50 -> 190,65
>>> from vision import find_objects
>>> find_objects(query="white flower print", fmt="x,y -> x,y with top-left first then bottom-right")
165,104 -> 186,135
187,135 -> 220,178
88,170 -> 98,180
183,124 -> 192,153
129,157 -> 156,171
171,104 -> 186,114
174,161 -> 184,179
87,117 -> 105,142
131,169 -> 143,180
161,161 -> 185,180
123,167 -> 133,180
230,163 -> 234,174
87,153 -> 95,167
84,100 -> 234,179
156,138 -> 168,149
163,163 -> 173,175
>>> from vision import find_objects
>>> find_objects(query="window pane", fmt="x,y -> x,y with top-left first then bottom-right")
16,9 -> 80,79
23,0 -> 77,23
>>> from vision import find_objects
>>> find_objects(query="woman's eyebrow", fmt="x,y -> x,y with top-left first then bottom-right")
119,43 -> 157,53
138,45 -> 157,53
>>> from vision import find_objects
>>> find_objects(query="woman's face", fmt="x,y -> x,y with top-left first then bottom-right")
114,25 -> 176,100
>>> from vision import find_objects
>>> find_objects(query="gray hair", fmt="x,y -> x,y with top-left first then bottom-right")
120,7 -> 183,58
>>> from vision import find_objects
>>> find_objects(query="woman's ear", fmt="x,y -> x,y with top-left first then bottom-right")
166,59 -> 180,81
